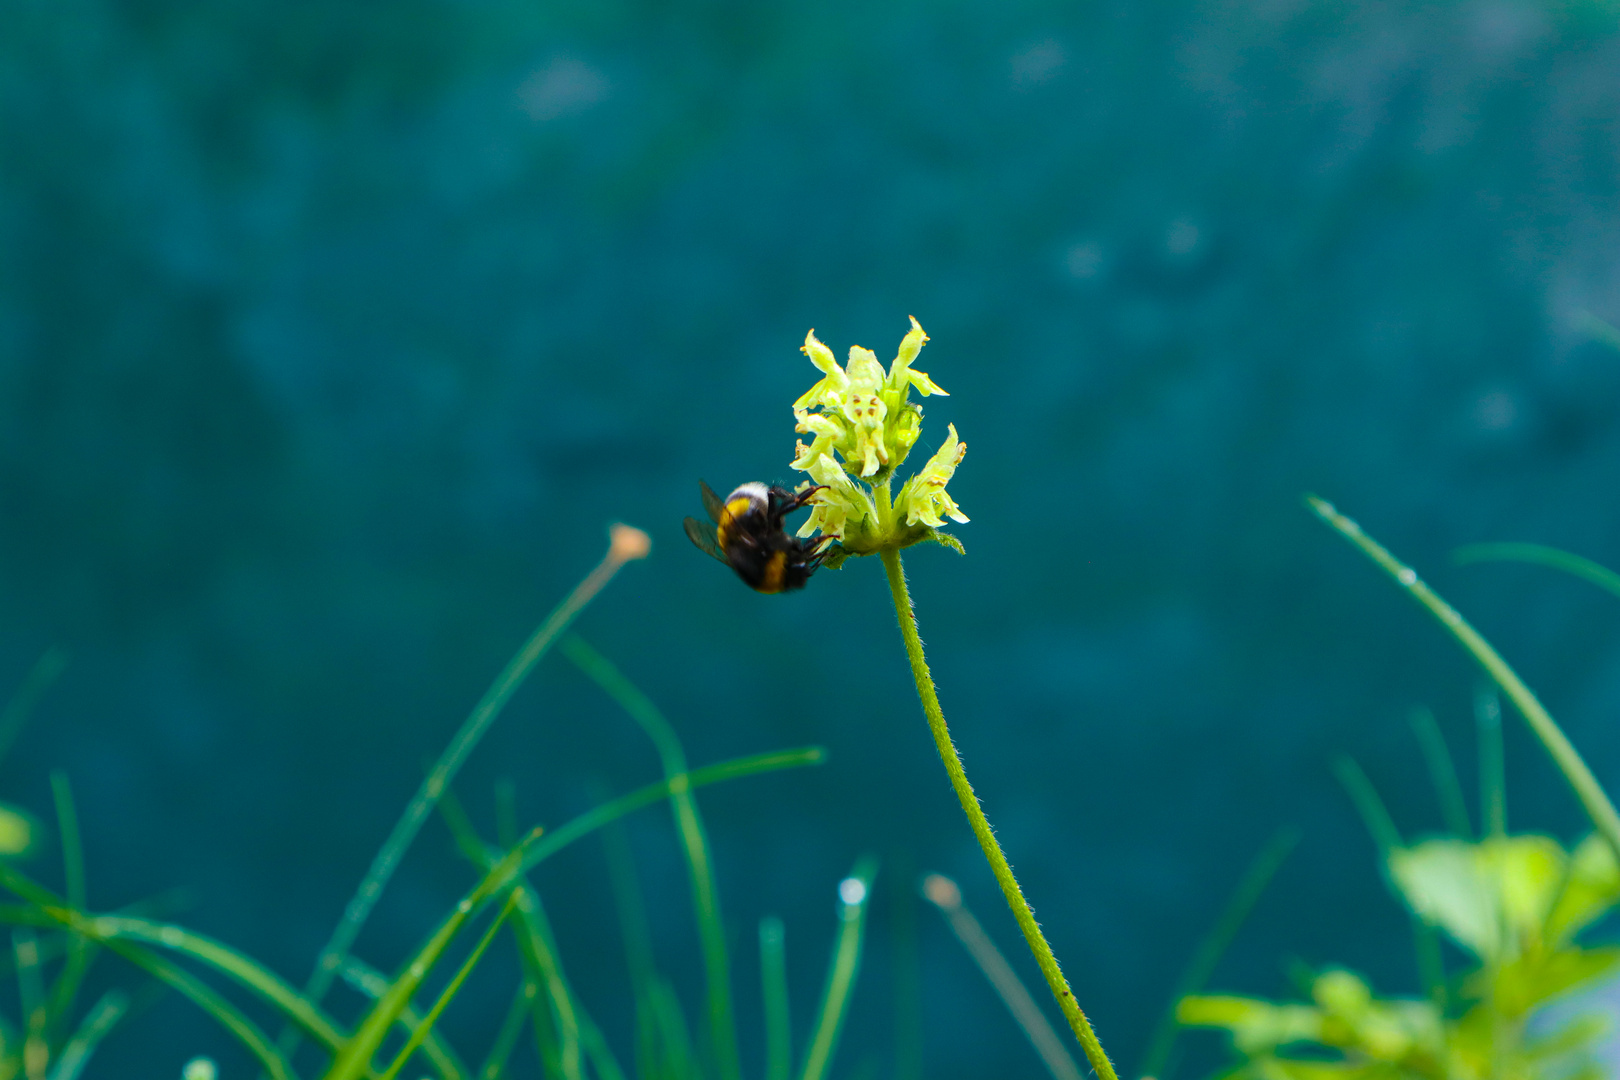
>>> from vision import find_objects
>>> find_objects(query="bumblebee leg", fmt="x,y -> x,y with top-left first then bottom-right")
771,484 -> 826,522
806,536 -> 840,568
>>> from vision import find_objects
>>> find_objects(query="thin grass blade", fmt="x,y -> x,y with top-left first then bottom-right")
1477,687 -> 1507,838
518,748 -> 825,879
599,816 -> 659,1080
759,917 -> 791,1080
44,988 -> 127,1080
336,956 -> 470,1080
0,861 -> 329,1074
1408,707 -> 1471,838
476,981 -> 533,1080
649,977 -> 698,1080
577,1012 -> 629,1080
889,857 -> 923,1080
1454,542 -> 1620,601
510,890 -> 583,1080
15,928 -> 47,1080
328,746 -> 823,1080
436,788 -> 596,1080
564,634 -> 741,1080
1137,827 -> 1297,1080
101,937 -> 299,1080
799,857 -> 877,1080
46,772 -> 91,1042
0,649 -> 67,770
1333,757 -> 1445,1005
300,527 -> 648,1018
378,892 -> 518,1080
920,874 -> 1080,1080
82,915 -> 350,1054
1308,495 -> 1620,865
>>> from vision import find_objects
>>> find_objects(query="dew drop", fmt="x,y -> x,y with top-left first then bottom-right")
1397,568 -> 1418,586
838,878 -> 867,906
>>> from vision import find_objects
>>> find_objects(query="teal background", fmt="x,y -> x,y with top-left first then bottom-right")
5,0 -> 1620,1074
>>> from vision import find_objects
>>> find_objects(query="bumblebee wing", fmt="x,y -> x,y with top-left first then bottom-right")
684,517 -> 729,564
698,479 -> 727,524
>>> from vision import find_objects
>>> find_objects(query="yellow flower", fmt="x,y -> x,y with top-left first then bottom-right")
896,424 -> 969,528
787,318 -> 966,559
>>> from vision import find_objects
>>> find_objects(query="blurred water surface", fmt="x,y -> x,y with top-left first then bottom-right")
5,0 -> 1620,1074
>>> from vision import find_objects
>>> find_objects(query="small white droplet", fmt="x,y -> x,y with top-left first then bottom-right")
457,899 -> 473,914
838,878 -> 867,906
1397,568 -> 1418,586
182,1057 -> 217,1080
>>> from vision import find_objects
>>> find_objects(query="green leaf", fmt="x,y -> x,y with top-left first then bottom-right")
1176,996 -> 1324,1056
1545,834 -> 1620,946
1469,946 -> 1620,1017
1389,837 -> 1565,962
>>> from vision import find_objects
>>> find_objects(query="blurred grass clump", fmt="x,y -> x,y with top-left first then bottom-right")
0,527 -> 886,1080
1166,504 -> 1620,1080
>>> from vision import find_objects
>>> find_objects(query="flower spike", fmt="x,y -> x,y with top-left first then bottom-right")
785,318 -> 966,558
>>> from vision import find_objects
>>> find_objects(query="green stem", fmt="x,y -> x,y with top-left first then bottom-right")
1307,495 -> 1620,866
878,548 -> 1117,1080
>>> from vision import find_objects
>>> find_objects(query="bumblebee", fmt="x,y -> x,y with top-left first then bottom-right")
684,480 -> 835,593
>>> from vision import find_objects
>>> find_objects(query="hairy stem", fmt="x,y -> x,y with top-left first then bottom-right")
879,548 -> 1116,1080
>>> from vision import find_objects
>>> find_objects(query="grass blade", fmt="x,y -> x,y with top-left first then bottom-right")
564,634 -> 741,1080
103,937 -> 299,1080
378,893 -> 519,1080
45,988 -> 127,1080
1307,496 -> 1620,866
437,787 -> 609,1080
475,981 -> 533,1080
336,957 -> 470,1080
920,874 -> 1081,1080
0,649 -> 67,771
759,917 -> 791,1080
1477,688 -> 1506,838
1454,542 -> 1620,601
890,857 -> 923,1080
327,745 -> 823,1080
86,916 -> 351,1054
16,928 -> 47,1080
600,819 -> 659,1080
518,748 -> 827,879
577,1012 -> 629,1080
300,526 -> 649,1017
1333,757 -> 1444,1005
1136,827 -> 1298,1080
0,858 -> 360,1071
648,977 -> 698,1080
47,772 -> 92,1041
510,890 -> 583,1080
1333,757 -> 1403,857
1407,707 -> 1471,838
799,858 -> 877,1080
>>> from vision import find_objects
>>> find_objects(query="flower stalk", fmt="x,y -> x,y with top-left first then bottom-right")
787,321 -> 1116,1080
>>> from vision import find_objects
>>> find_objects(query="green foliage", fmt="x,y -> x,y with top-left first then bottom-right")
1176,508 -> 1620,1080
1181,830 -> 1620,1080
0,543 -> 877,1079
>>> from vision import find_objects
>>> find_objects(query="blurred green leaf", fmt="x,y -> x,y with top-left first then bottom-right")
1545,834 -> 1620,947
1389,837 -> 1564,962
